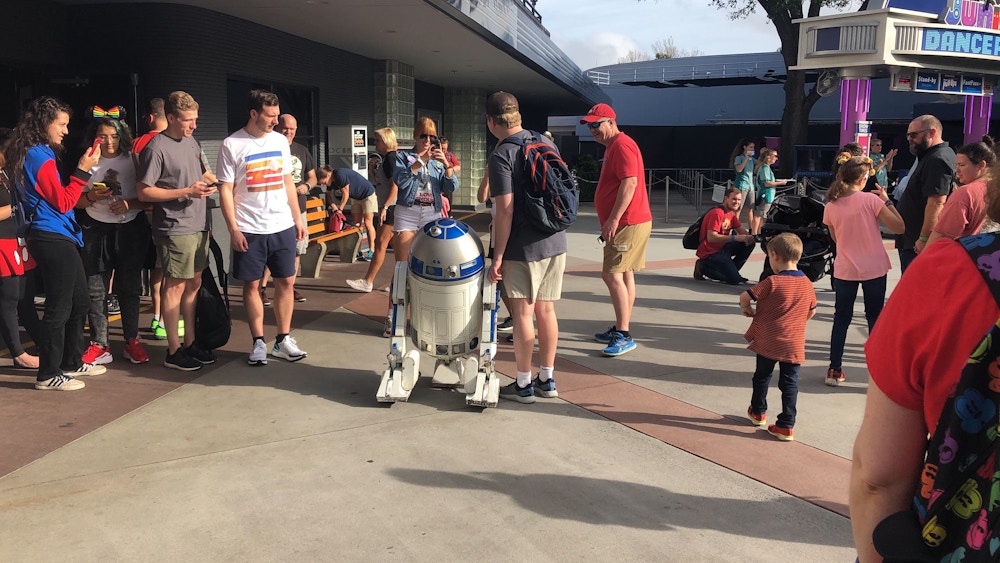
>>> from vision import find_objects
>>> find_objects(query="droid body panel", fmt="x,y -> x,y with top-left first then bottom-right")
377,218 -> 500,407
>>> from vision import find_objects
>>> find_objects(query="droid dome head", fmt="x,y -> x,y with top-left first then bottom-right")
409,218 -> 485,282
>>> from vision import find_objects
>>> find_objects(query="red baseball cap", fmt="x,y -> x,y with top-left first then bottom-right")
580,103 -> 616,124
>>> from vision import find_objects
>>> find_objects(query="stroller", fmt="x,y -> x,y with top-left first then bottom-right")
757,188 -> 835,284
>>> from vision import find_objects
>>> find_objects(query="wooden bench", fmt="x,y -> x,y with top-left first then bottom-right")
300,197 -> 363,278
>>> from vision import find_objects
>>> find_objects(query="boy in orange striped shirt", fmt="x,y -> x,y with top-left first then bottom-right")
739,233 -> 817,442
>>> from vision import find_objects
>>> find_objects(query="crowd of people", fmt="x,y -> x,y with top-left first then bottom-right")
689,117 -> 1000,557
5,83 -> 1000,557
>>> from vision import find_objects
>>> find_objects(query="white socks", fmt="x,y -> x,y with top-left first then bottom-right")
538,366 -> 554,382
516,371 -> 532,388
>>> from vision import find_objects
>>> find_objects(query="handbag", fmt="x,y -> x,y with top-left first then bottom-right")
327,210 -> 348,233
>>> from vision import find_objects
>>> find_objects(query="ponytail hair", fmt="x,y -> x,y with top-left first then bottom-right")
754,148 -> 776,176
825,156 -> 872,202
956,136 -> 997,173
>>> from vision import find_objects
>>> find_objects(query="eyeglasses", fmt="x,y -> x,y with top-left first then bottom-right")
586,120 -> 607,130
419,134 -> 437,140
906,129 -> 930,140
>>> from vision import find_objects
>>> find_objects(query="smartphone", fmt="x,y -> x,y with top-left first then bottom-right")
91,182 -> 109,194
207,181 -> 223,188
91,137 -> 102,152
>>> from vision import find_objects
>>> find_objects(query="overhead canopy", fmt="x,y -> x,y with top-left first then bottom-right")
53,0 -> 608,111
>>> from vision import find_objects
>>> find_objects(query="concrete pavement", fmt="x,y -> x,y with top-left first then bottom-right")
0,189 -> 882,561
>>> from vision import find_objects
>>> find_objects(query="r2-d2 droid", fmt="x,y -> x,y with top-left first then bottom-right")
376,218 -> 500,407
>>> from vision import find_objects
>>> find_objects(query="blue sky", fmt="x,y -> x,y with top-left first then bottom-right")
539,0 -> 863,69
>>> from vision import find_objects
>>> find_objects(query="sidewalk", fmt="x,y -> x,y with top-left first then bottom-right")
0,190 -> 875,561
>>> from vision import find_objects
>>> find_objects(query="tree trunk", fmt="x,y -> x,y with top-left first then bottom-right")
777,69 -> 823,177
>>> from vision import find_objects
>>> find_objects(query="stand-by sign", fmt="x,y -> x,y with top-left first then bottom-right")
891,70 -> 994,96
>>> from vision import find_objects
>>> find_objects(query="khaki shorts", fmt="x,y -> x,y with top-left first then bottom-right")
351,193 -> 378,215
603,221 -> 652,274
502,253 -> 566,303
154,231 -> 210,280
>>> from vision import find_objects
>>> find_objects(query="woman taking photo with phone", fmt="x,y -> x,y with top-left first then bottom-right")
3,96 -> 103,390
391,118 -> 457,268
822,156 -> 904,388
76,111 -> 151,366
730,138 -> 756,225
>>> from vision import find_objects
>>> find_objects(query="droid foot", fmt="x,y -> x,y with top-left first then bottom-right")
466,369 -> 500,408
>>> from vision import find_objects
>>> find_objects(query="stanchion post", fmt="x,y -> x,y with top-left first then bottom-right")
664,175 -> 670,223
695,173 -> 702,215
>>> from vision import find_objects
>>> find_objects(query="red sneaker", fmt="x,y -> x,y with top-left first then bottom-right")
746,406 -> 766,426
124,337 -> 150,364
767,424 -> 794,441
82,341 -> 113,365
825,368 -> 846,387
259,289 -> 272,307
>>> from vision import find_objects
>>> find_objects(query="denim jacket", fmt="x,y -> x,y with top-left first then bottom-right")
393,150 -> 458,211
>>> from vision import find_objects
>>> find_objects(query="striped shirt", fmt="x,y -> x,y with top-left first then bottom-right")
744,271 -> 817,364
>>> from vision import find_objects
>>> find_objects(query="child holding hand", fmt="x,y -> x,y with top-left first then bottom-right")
740,233 -> 817,442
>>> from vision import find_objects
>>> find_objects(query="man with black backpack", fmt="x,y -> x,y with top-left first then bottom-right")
486,91 -> 567,405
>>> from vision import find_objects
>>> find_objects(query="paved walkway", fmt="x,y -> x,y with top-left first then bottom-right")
0,191 -> 885,561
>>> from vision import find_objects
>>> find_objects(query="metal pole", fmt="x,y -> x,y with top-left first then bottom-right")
663,175 -> 669,223
695,173 -> 702,214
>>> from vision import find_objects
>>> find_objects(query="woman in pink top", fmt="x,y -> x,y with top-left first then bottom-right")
926,136 -> 995,246
822,157 -> 904,387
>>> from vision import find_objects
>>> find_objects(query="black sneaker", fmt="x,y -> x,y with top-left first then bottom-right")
497,316 -> 514,333
185,343 -> 217,365
164,347 -> 202,371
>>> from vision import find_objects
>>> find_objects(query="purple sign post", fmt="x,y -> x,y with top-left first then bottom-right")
839,78 -> 871,148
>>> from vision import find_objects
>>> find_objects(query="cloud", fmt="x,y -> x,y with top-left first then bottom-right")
541,0 -> 785,69
550,31 -> 645,68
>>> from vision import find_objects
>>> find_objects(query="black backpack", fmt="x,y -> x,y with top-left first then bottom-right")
195,236 -> 231,351
500,131 -> 579,233
681,206 -> 721,250
872,232 -> 1000,562
1,170 -> 33,238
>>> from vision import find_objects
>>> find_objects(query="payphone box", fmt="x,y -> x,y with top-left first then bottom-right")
327,125 -> 369,172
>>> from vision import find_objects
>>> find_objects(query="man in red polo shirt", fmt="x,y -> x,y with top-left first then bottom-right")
582,103 -> 652,357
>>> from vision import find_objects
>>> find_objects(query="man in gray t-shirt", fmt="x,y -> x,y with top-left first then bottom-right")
485,91 -> 565,405
137,91 -> 218,372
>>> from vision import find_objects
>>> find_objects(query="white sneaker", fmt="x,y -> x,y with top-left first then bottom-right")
346,278 -> 373,293
383,317 -> 392,338
63,363 -> 107,377
271,336 -> 307,362
248,339 -> 268,366
35,374 -> 85,391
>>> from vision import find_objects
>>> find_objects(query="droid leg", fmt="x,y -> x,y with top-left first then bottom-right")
377,262 -> 420,403
466,280 -> 499,407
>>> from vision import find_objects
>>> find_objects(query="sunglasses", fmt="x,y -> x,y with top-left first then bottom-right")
906,129 -> 930,140
586,120 -> 607,130
419,134 -> 437,141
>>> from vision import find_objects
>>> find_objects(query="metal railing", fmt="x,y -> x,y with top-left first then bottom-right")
587,57 -> 785,86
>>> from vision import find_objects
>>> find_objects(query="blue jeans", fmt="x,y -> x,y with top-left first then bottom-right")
829,275 -> 887,370
750,354 -> 799,428
701,241 -> 755,285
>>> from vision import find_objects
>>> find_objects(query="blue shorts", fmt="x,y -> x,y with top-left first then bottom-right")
232,226 -> 297,281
